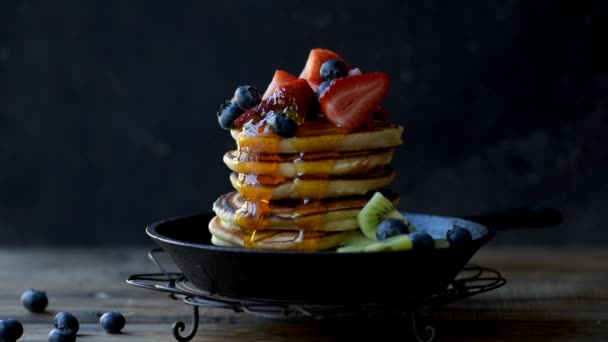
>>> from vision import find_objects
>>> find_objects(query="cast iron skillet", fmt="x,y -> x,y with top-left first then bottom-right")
146,208 -> 561,305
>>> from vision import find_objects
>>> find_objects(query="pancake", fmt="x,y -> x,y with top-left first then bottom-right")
223,148 -> 395,177
211,235 -> 239,247
231,124 -> 403,153
230,167 -> 395,200
213,191 -> 400,231
208,216 -> 362,251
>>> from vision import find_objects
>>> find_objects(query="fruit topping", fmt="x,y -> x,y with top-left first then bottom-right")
446,225 -> 473,247
364,234 -> 413,252
234,78 -> 316,128
376,218 -> 409,240
217,101 -> 244,130
347,67 -> 362,76
409,231 -> 435,250
262,70 -> 297,99
320,59 -> 348,82
319,73 -> 390,131
316,80 -> 331,97
0,319 -> 23,342
48,328 -> 76,342
357,192 -> 414,240
234,85 -> 261,111
268,108 -> 301,137
299,48 -> 349,87
434,239 -> 450,249
21,288 -> 48,313
100,311 -> 126,334
54,312 -> 79,334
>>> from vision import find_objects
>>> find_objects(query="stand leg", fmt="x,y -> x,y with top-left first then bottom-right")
172,305 -> 200,342
411,312 -> 436,342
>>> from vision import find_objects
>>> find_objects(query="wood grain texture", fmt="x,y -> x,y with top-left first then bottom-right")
1,247 -> 607,341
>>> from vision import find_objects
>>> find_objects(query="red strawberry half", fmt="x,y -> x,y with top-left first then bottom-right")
299,48 -> 349,88
234,78 -> 316,127
262,70 -> 297,99
319,73 -> 390,131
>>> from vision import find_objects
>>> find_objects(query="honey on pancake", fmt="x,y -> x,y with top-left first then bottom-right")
234,118 -> 346,250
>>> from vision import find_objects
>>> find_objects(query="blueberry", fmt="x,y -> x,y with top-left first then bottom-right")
217,101 -> 244,130
234,85 -> 261,111
376,218 -> 408,240
447,225 -> 472,248
48,328 -> 76,342
21,289 -> 48,313
53,312 -> 79,334
100,311 -> 126,334
268,109 -> 300,137
320,59 -> 348,82
316,81 -> 331,97
409,231 -> 435,250
0,319 -> 24,342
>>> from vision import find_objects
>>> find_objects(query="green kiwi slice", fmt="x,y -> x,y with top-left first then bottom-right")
363,234 -> 413,252
357,192 -> 415,240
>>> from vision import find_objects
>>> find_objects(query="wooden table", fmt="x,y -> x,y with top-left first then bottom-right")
1,247 -> 607,341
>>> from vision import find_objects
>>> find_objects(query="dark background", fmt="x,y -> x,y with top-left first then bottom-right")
0,0 -> 606,245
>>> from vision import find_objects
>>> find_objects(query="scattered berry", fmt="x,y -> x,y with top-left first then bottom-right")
100,311 -> 126,334
320,59 -> 348,81
21,289 -> 48,313
234,85 -> 261,111
376,218 -> 409,240
0,319 -> 24,342
268,109 -> 300,137
447,225 -> 473,248
217,101 -> 244,130
409,231 -> 435,250
48,328 -> 76,342
53,312 -> 79,334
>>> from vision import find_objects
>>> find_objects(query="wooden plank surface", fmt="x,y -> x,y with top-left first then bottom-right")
1,247 -> 607,341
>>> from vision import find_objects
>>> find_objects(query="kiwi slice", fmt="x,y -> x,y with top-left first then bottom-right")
363,234 -> 413,252
337,234 -> 376,253
434,239 -> 450,249
357,192 -> 415,240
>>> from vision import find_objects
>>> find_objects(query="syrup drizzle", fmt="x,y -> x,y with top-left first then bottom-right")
233,119 -> 346,250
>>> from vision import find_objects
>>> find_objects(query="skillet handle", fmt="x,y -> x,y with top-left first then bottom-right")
465,207 -> 563,230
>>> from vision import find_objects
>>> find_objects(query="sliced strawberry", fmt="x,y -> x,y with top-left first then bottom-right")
262,70 -> 297,99
299,48 -> 349,87
234,78 -> 316,127
319,73 -> 390,131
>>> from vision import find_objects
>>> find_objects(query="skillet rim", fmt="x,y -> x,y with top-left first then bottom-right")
145,212 -> 496,255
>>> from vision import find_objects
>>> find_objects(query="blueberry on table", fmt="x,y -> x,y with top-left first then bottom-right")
234,85 -> 261,111
217,101 -> 244,130
48,328 -> 76,342
320,59 -> 348,81
53,312 -> 79,334
268,109 -> 300,137
446,225 -> 473,248
21,289 -> 48,313
100,311 -> 126,334
376,218 -> 409,240
409,231 -> 435,250
0,319 -> 24,341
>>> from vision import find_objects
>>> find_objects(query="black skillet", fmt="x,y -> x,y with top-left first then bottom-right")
146,208 -> 561,305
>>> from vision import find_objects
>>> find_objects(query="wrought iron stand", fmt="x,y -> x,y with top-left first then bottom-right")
127,249 -> 506,342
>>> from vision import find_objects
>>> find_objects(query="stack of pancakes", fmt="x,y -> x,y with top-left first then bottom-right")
209,122 -> 403,251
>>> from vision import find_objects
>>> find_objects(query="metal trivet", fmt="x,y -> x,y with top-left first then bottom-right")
127,249 -> 506,342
